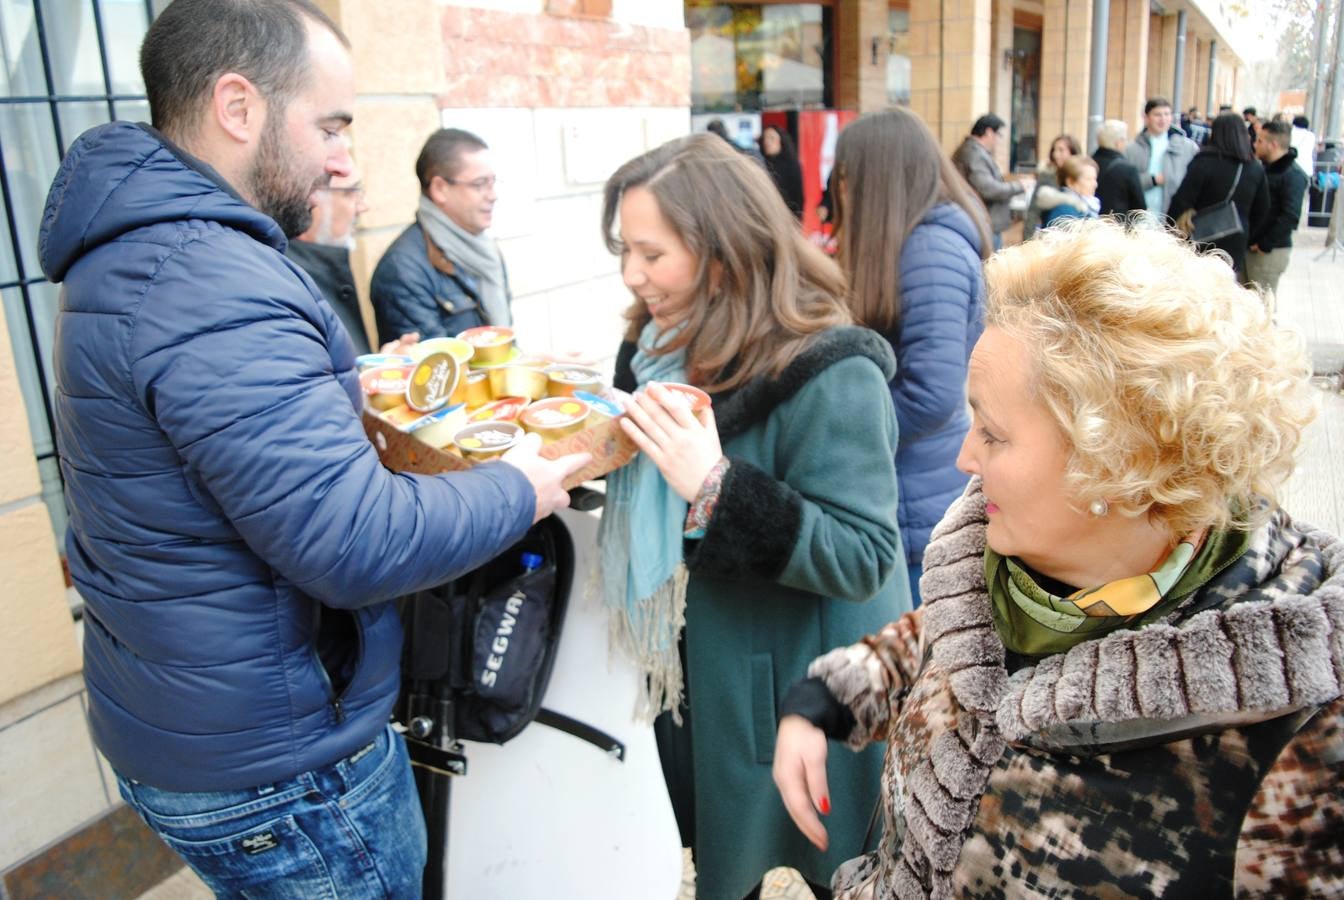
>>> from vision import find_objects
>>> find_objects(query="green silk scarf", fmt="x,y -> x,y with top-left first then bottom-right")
986,527 -> 1251,658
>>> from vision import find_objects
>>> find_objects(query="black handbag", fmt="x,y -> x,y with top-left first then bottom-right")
1185,163 -> 1244,242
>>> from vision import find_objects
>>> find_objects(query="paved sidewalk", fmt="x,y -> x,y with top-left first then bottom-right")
136,228 -> 1344,900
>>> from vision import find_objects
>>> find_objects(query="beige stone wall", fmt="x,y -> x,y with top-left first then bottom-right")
315,0 -> 689,364
909,0 -> 993,153
0,302 -> 79,708
1038,0 -> 1091,162
1104,0 -> 1148,135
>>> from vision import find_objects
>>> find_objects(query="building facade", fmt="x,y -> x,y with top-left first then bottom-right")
688,0 -> 1246,178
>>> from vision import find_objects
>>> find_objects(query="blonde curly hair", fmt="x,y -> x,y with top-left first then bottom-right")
985,218 -> 1317,537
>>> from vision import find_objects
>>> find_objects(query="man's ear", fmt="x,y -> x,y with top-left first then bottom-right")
210,72 -> 264,145
427,175 -> 450,207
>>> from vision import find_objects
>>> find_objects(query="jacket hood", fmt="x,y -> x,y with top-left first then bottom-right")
922,201 -> 984,258
40,121 -> 285,283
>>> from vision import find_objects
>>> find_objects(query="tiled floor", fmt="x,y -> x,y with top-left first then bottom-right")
135,225 -> 1344,900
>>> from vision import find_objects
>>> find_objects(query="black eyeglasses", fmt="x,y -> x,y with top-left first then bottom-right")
326,183 -> 364,197
444,175 -> 498,193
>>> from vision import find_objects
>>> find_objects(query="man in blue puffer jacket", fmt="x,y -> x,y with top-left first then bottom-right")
38,2 -> 586,896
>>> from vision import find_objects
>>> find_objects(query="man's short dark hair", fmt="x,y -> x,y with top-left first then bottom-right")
1243,106 -> 1257,117
415,128 -> 490,193
970,114 -> 1005,137
1263,120 -> 1293,148
1294,115 -> 1310,129
1144,97 -> 1171,115
140,0 -> 348,140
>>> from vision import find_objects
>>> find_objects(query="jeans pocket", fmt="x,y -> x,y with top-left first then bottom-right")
156,814 -> 338,900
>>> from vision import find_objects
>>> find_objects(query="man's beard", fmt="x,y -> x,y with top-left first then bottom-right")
246,114 -> 327,239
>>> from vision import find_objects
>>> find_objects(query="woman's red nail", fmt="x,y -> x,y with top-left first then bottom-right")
819,796 -> 831,815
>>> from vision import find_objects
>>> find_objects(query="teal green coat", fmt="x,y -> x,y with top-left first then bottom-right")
617,327 -> 910,898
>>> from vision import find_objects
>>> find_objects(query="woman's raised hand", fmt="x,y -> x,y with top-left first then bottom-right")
773,714 -> 832,852
619,382 -> 722,502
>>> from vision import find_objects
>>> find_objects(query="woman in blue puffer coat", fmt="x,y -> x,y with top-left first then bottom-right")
831,107 -> 991,605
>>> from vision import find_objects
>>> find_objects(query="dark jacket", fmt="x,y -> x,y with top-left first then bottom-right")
1253,148 -> 1309,250
882,202 -> 983,568
285,240 -> 371,355
1093,146 -> 1146,218
617,327 -> 909,900
369,221 -> 506,344
39,122 -> 535,792
1167,150 -> 1270,277
763,151 -> 805,219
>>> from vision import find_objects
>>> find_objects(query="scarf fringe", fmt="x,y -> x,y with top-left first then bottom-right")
606,563 -> 690,725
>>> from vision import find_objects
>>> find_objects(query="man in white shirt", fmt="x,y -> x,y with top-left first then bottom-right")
1291,116 -> 1317,180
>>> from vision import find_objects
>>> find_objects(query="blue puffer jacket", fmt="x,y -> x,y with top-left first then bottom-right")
882,202 -> 985,566
370,222 -> 507,344
40,122 -> 535,792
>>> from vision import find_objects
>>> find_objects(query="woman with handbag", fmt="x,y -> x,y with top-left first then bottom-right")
1168,112 -> 1269,283
600,133 -> 910,899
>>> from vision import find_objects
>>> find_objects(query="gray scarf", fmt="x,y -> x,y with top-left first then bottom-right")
416,195 -> 511,327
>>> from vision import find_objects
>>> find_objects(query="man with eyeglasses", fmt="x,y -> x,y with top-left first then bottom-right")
287,162 -> 373,354
371,127 -> 512,344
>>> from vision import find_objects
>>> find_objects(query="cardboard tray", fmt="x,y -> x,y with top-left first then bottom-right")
362,408 -> 637,490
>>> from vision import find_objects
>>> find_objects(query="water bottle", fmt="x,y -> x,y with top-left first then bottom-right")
520,552 -> 543,573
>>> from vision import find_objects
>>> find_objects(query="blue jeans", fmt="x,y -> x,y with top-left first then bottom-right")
117,724 -> 426,899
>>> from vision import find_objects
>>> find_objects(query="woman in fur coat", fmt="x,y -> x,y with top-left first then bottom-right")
774,218 -> 1342,898
599,134 -> 911,899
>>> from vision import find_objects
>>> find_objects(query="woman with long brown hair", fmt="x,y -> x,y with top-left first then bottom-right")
831,106 -> 991,606
599,133 -> 910,899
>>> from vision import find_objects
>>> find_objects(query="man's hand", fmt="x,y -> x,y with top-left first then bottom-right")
773,715 -> 832,852
1153,173 -> 1165,186
500,433 -> 592,523
379,332 -> 420,355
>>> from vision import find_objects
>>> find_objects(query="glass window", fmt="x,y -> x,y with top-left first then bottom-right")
99,0 -> 151,95
0,0 -> 47,96
58,100 -> 110,148
689,3 -> 830,113
114,97 -> 148,122
40,0 -> 107,96
887,8 -> 910,106
0,102 -> 60,276
1009,27 -> 1041,172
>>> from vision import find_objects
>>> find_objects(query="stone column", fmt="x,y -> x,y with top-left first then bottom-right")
1039,0 -> 1092,161
1104,0 -> 1148,132
909,0 -> 994,153
834,0 -> 891,112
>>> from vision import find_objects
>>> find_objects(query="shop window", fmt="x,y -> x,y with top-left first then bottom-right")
688,3 -> 832,113
1008,25 -> 1041,172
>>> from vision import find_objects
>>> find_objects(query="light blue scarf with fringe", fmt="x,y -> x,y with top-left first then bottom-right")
599,320 -> 690,722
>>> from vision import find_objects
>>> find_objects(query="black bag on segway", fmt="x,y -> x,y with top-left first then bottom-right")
401,516 -> 574,743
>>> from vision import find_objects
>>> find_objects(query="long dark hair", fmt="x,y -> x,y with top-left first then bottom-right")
760,125 -> 797,161
832,107 -> 992,334
601,134 -> 850,392
1203,112 -> 1253,161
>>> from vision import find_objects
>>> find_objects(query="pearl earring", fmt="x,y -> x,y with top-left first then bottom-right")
1089,498 -> 1109,517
